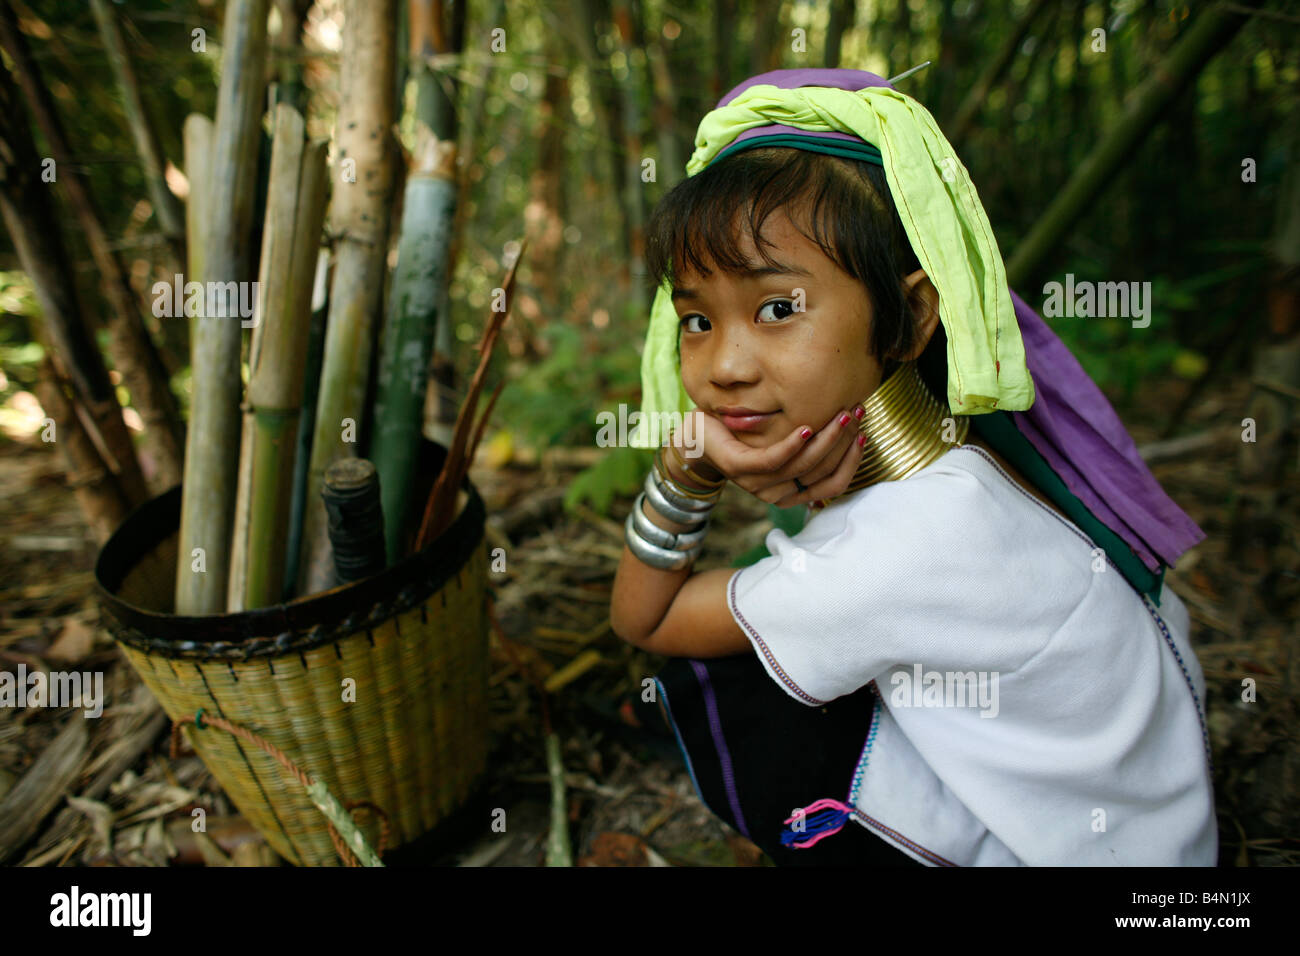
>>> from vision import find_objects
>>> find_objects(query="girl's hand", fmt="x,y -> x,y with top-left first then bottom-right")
674,405 -> 866,508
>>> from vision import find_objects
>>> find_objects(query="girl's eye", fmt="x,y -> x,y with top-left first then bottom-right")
758,299 -> 796,323
680,301 -> 795,332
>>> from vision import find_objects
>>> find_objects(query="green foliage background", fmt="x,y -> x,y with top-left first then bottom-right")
0,0 -> 1293,523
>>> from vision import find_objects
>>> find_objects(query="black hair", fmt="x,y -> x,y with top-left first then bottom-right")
644,146 -> 949,399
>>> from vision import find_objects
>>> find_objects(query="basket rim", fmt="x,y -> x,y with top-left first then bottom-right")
95,471 -> 486,660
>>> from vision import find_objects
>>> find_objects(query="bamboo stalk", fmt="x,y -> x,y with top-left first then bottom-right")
183,115 -> 213,354
175,0 -> 269,615
88,0 -> 186,268
372,124 -> 458,564
0,3 -> 186,492
947,0 -> 1050,147
242,111 -> 329,610
1004,0 -> 1259,288
229,104 -> 306,611
295,0 -> 398,597
0,59 -> 149,509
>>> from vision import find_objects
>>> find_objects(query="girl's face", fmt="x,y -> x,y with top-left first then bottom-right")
672,209 -> 884,448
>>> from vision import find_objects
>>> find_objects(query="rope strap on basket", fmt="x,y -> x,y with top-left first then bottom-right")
170,711 -> 389,867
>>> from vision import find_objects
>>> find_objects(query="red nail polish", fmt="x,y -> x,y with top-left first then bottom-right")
857,434 -> 866,447
853,406 -> 865,420
839,413 -> 850,426
800,428 -> 812,440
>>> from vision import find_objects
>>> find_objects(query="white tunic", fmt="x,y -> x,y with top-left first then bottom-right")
726,443 -> 1217,866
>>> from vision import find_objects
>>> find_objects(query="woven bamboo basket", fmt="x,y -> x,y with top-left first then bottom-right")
94,442 -> 489,866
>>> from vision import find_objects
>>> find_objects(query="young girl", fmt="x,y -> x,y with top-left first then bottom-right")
609,68 -> 1217,867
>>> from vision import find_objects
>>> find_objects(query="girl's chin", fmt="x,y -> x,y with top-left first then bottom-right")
730,426 -> 780,447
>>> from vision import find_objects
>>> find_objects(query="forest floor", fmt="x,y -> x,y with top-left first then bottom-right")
0,372 -> 1296,867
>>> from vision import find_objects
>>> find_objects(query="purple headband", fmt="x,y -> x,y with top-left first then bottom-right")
705,68 -> 1204,575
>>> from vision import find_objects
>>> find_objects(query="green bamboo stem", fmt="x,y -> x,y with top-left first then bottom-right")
243,111 -> 329,610
174,0 -> 269,615
230,106 -> 302,610
372,124 -> 457,564
229,104 -> 305,610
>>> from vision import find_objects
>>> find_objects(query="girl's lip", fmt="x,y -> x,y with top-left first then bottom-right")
719,410 -> 776,431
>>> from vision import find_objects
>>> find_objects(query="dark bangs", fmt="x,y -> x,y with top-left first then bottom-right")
644,146 -> 930,375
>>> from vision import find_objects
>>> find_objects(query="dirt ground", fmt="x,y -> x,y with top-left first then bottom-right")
0,372 -> 1296,866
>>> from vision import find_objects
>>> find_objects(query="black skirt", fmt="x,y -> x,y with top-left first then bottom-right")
654,651 -> 926,867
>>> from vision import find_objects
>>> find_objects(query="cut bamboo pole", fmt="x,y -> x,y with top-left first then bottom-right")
372,124 -> 457,564
229,104 -> 306,611
241,110 -> 329,610
175,0 -> 269,615
296,0 -> 398,598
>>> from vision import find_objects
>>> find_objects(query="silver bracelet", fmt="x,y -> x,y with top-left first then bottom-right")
644,470 -> 716,525
651,454 -> 724,511
630,491 -> 710,550
625,511 -> 702,570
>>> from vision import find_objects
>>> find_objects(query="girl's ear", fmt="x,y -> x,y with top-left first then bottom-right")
898,268 -> 941,361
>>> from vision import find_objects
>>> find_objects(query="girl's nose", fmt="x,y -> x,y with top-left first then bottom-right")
707,320 -> 762,386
